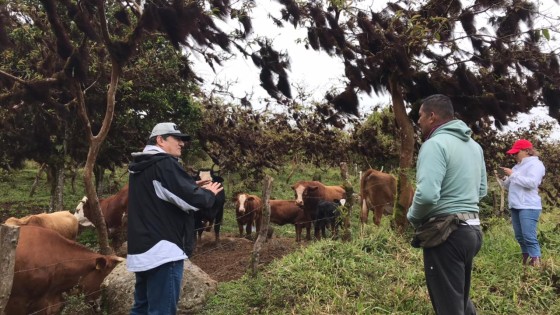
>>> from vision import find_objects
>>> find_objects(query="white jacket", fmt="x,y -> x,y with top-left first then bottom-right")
503,156 -> 545,210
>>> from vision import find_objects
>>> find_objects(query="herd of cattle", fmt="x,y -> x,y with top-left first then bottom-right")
1,168 -> 407,314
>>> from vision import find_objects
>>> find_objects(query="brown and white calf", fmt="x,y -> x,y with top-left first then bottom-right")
291,180 -> 346,240
234,193 -> 263,238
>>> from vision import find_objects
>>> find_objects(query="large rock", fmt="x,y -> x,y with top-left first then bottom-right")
102,259 -> 218,314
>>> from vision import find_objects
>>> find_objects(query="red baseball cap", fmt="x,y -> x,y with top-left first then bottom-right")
506,139 -> 533,154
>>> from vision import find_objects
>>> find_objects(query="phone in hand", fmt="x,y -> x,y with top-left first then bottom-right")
497,168 -> 506,177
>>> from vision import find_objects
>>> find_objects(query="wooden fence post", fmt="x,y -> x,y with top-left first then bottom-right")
0,224 -> 19,313
250,175 -> 273,278
340,162 -> 353,241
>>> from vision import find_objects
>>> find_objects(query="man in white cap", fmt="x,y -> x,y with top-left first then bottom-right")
127,122 -> 223,314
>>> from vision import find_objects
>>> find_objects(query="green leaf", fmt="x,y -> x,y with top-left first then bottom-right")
542,29 -> 550,41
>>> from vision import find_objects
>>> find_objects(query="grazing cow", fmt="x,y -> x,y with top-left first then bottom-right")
234,193 -> 263,238
75,184 -> 129,249
5,226 -> 123,315
194,169 -> 226,243
4,211 -> 78,240
315,199 -> 344,239
291,180 -> 346,240
269,200 -> 311,242
360,169 -> 414,226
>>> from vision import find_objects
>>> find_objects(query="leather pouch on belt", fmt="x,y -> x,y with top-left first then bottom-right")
411,215 -> 460,248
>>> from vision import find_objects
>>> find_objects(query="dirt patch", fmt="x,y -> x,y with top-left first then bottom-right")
190,233 -> 302,282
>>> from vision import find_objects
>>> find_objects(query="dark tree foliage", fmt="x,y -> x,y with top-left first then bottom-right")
196,97 -> 354,182
274,0 -> 560,127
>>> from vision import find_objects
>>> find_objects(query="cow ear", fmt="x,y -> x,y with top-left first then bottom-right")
309,186 -> 319,191
95,257 -> 108,270
247,196 -> 255,201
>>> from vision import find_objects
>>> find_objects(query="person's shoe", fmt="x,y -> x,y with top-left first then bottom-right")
529,257 -> 541,267
522,253 -> 529,265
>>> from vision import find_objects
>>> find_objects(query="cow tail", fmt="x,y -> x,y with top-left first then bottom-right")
359,173 -> 370,224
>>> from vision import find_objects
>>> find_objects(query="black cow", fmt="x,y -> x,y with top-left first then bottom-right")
316,199 -> 343,239
194,169 -> 226,244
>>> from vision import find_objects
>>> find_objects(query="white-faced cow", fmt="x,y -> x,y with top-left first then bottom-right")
269,199 -> 311,242
234,193 -> 263,238
4,211 -> 78,240
291,180 -> 346,240
74,184 -> 129,250
5,225 -> 123,315
359,169 -> 414,226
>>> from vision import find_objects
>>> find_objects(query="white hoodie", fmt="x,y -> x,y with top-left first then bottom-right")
503,156 -> 546,209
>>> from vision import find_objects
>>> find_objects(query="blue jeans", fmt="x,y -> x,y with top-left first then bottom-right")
511,208 -> 541,258
130,260 -> 184,315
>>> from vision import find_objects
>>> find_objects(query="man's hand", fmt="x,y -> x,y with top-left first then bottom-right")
201,181 -> 223,195
196,179 -> 211,186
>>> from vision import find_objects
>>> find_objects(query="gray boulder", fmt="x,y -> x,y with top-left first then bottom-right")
102,259 -> 218,314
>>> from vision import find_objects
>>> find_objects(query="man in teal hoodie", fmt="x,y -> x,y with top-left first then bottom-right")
408,94 -> 487,315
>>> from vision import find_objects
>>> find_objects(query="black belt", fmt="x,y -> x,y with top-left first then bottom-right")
455,212 -> 479,220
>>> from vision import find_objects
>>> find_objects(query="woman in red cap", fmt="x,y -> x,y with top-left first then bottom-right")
499,139 -> 546,266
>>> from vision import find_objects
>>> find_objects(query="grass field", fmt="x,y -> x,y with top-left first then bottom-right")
1,162 -> 559,315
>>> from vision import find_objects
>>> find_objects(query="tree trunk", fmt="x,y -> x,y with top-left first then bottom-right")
389,76 -> 415,231
53,165 -> 65,211
47,165 -> 56,212
339,162 -> 353,241
69,161 -> 78,194
95,165 -> 105,196
29,163 -> 47,197
250,175 -> 273,278
74,58 -> 121,255
0,225 -> 19,314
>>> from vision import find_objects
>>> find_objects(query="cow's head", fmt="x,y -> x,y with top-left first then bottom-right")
235,193 -> 256,215
292,183 -> 318,206
75,196 -> 94,227
198,170 -> 212,182
235,193 -> 248,214
79,255 -> 124,308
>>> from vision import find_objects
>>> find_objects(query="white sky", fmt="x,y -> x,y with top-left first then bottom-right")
191,0 -> 559,136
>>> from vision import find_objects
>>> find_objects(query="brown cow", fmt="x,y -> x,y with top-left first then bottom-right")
4,211 -> 78,240
269,199 -> 311,242
291,181 -> 346,240
75,184 -> 129,249
234,193 -> 263,238
359,169 -> 414,226
5,225 -> 123,315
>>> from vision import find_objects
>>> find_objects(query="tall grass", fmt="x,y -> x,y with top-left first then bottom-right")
2,162 -> 559,314
202,214 -> 560,315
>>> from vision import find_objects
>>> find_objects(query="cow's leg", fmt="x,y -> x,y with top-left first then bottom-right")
320,222 -> 327,239
314,221 -> 321,240
38,295 -> 64,315
374,206 -> 382,226
214,209 -> 224,243
360,199 -> 369,224
332,219 -> 338,238
305,222 -> 312,241
255,214 -> 261,235
245,221 -> 252,238
237,221 -> 244,237
295,224 -> 302,242
4,297 -> 28,315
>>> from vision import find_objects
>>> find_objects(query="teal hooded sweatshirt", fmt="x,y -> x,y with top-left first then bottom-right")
407,120 -> 487,228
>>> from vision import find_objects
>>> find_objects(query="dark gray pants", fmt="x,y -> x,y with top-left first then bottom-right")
423,225 -> 483,315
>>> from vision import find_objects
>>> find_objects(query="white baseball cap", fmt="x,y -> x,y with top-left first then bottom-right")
149,122 -> 191,141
